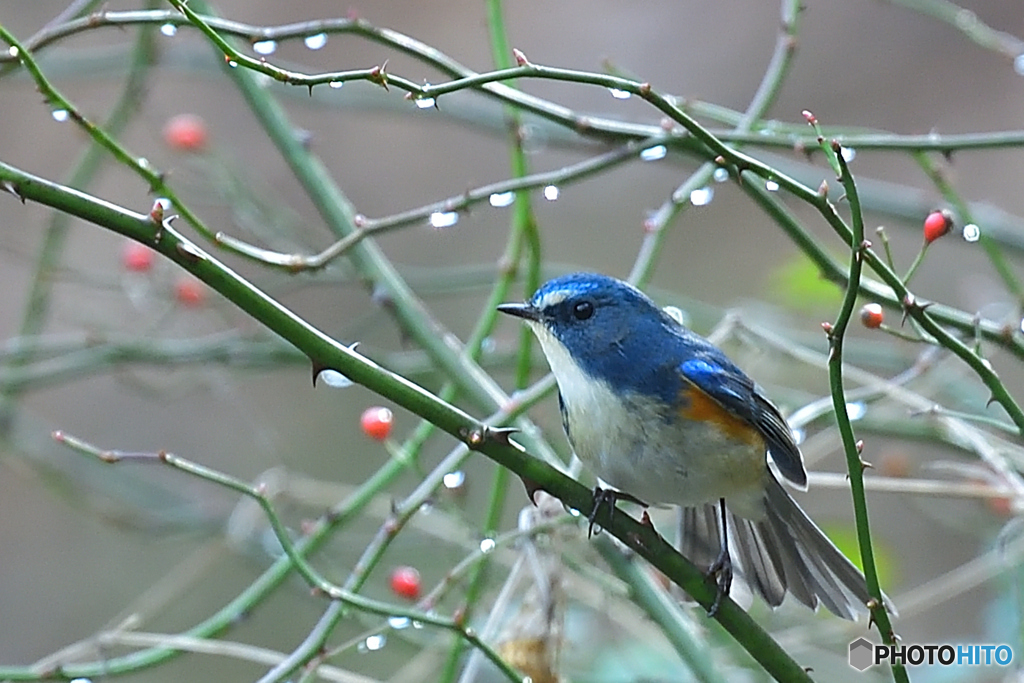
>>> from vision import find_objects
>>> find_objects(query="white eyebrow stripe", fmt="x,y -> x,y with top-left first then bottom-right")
534,290 -> 568,308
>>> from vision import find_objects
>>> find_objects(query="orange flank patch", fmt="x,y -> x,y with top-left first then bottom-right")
679,384 -> 762,445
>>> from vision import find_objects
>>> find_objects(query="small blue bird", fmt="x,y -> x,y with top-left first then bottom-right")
498,272 -> 885,619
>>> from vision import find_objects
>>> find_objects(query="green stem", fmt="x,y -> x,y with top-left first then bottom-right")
830,144 -> 907,683
901,242 -> 928,286
596,537 -> 727,683
191,2 -> 564,470
629,0 -> 802,286
0,10 -> 158,433
0,154 -> 812,683
441,4 -> 540,679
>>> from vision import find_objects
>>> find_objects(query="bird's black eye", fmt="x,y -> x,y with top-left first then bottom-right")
573,300 -> 594,320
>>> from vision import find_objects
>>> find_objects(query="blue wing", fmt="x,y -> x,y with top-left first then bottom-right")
678,347 -> 806,487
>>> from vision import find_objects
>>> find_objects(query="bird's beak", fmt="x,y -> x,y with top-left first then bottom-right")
496,302 -> 541,322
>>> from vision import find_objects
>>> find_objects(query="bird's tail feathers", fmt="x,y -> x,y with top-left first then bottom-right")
678,476 -> 895,620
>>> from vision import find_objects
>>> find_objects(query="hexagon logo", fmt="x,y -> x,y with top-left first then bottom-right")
849,637 -> 874,671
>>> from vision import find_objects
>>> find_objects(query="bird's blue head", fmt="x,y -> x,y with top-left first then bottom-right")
497,272 -> 683,400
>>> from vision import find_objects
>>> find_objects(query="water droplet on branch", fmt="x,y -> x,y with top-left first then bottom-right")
640,145 -> 667,162
489,191 -> 515,207
253,40 -> 277,55
304,33 -> 328,50
359,634 -> 386,652
443,470 -> 466,489
689,187 -> 713,206
319,370 -> 353,388
429,211 -> 458,229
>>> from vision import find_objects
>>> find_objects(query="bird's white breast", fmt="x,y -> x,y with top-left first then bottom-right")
528,321 -> 767,518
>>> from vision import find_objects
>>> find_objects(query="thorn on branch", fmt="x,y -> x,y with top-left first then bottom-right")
902,292 -> 917,309
640,509 -> 655,529
520,475 -> 546,505
483,425 -> 518,446
154,213 -> 176,243
1,180 -> 24,203
311,360 -> 329,386
512,47 -> 530,66
175,241 -> 204,263
369,61 -> 389,91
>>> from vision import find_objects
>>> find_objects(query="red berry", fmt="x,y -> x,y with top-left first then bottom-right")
389,565 -> 420,600
860,303 -> 884,329
878,450 -> 911,478
923,209 -> 953,244
122,241 -> 154,272
361,406 -> 393,441
163,114 -> 208,152
174,276 -> 206,307
988,493 -> 1013,517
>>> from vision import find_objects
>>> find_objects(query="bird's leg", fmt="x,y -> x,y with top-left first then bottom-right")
588,485 -> 648,538
705,498 -> 732,617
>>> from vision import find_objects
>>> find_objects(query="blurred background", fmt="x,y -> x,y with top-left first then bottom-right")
2,1 -> 1024,681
